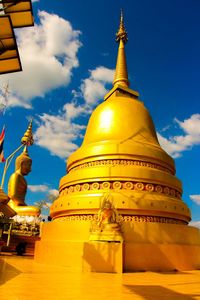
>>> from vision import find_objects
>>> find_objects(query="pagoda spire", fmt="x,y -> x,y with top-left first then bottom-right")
21,119 -> 34,146
113,10 -> 129,87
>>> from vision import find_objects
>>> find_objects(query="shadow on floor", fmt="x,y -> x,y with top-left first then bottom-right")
123,285 -> 200,300
83,242 -> 120,272
0,258 -> 21,285
155,271 -> 195,275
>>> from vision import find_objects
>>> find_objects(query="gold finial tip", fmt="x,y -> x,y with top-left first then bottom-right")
116,10 -> 128,43
120,9 -> 123,22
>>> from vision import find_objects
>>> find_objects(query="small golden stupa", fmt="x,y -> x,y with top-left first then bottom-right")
35,13 -> 200,272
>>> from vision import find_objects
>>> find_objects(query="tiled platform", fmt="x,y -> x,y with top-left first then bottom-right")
0,255 -> 200,299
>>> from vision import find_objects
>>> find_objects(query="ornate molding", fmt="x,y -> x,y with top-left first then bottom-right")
121,215 -> 186,225
60,181 -> 182,199
54,214 -> 186,225
69,159 -> 174,175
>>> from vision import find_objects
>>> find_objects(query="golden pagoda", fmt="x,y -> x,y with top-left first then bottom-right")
35,13 -> 200,272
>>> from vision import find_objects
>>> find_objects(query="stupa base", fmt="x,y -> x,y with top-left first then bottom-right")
34,220 -> 200,272
89,225 -> 123,243
35,240 -> 123,273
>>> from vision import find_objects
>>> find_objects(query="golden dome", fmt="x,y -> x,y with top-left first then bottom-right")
50,13 -> 191,225
68,85 -> 174,173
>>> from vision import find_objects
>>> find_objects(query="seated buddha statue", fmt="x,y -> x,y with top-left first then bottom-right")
97,198 -> 118,228
7,147 -> 40,217
90,194 -> 123,242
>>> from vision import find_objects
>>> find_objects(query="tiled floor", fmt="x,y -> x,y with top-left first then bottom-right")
0,255 -> 200,300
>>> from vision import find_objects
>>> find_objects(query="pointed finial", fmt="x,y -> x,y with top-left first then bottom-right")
113,10 -> 129,87
116,10 -> 128,44
21,119 -> 34,146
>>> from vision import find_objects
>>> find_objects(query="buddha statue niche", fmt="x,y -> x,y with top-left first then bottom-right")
90,194 -> 123,242
8,147 -> 40,216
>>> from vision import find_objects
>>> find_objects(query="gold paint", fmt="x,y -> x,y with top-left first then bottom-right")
113,10 -> 129,87
7,147 -> 40,216
60,181 -> 180,199
21,119 -> 34,146
54,214 -> 187,225
49,12 -> 191,224
35,13 -> 200,272
1,121 -> 34,189
90,195 -> 123,242
69,158 -> 174,175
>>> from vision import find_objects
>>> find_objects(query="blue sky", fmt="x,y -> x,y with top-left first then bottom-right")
0,0 -> 200,224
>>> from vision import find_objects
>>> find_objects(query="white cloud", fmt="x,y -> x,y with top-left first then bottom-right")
35,66 -> 114,159
48,189 -> 59,198
190,221 -> 200,229
176,114 -> 200,136
158,114 -> 200,158
63,102 -> 87,120
190,195 -> 200,206
28,184 -> 49,192
28,185 -> 59,200
81,66 -> 114,105
81,78 -> 107,105
90,67 -> 114,82
34,108 -> 85,158
0,10 -> 81,108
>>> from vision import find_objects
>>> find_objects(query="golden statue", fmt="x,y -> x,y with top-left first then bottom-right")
97,195 -> 118,227
7,147 -> 40,216
90,194 -> 123,242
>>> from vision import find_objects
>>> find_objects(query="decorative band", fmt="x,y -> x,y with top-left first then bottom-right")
60,181 -> 182,199
69,159 -> 174,175
121,215 -> 186,225
54,214 -> 186,225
